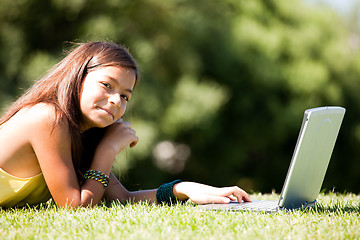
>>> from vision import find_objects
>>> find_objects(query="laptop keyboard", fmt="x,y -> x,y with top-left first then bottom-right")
234,200 -> 280,212
197,200 -> 281,212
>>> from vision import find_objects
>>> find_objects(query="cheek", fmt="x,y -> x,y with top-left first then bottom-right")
116,102 -> 127,119
120,103 -> 126,114
81,87 -> 105,105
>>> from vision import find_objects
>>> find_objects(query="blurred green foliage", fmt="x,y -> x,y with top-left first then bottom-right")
1,0 -> 360,193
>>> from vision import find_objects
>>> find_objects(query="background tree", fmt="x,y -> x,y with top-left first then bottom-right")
0,0 -> 359,193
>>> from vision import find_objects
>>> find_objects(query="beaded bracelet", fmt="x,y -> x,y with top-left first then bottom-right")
156,179 -> 183,205
84,170 -> 110,188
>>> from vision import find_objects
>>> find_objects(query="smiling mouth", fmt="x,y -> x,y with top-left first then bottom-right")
99,107 -> 114,120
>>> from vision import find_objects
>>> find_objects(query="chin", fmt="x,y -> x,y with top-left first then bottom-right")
88,119 -> 114,129
97,121 -> 113,128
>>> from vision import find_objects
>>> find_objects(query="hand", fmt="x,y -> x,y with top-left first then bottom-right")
173,182 -> 251,204
98,119 -> 139,155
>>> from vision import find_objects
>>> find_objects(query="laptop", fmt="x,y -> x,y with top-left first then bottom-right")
198,106 -> 346,212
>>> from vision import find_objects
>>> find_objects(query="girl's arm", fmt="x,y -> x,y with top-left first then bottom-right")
30,106 -> 114,208
101,122 -> 251,205
30,105 -> 137,208
103,174 -> 251,204
29,107 -> 101,207
172,182 -> 251,204
103,173 -> 157,203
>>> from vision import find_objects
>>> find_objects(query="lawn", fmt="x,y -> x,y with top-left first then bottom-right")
1,192 -> 359,240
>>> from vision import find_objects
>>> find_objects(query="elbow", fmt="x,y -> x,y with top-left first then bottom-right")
54,198 -> 83,209
57,198 -> 97,209
55,191 -> 99,209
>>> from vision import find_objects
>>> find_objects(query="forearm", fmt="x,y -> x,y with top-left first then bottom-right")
104,175 -> 178,204
103,173 -> 156,203
87,146 -> 157,205
128,189 -> 157,204
103,172 -> 131,202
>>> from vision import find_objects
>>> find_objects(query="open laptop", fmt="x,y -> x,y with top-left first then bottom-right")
198,106 -> 346,212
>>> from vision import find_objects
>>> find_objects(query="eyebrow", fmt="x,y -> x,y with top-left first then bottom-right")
125,88 -> 133,94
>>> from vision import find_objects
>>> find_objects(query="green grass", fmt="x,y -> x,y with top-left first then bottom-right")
1,192 -> 359,240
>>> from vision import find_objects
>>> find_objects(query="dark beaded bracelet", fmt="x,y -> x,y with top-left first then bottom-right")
156,179 -> 183,205
84,170 -> 110,188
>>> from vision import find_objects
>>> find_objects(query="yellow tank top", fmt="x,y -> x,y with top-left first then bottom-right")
0,168 -> 51,208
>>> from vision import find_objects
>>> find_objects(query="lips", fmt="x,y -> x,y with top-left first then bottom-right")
98,107 -> 114,120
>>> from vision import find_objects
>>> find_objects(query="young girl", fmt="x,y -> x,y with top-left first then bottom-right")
0,41 -> 251,208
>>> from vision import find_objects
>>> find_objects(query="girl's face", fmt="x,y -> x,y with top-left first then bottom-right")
79,66 -> 136,131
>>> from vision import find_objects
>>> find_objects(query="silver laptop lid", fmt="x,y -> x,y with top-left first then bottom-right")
278,106 -> 345,209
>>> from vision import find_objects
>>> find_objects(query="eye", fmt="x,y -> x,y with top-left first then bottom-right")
121,95 -> 129,102
101,82 -> 111,89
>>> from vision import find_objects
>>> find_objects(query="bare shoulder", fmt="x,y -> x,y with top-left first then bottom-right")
11,103 -> 71,141
23,103 -> 58,124
0,103 -> 71,177
22,103 -> 68,130
26,103 -> 73,167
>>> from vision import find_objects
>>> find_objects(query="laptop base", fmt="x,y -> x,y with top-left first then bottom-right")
197,200 -> 316,213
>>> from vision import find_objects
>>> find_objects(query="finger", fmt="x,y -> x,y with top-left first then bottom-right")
208,187 -> 238,197
213,187 -> 251,203
122,121 -> 132,128
228,195 -> 237,201
233,188 -> 252,202
129,137 -> 139,148
114,118 -> 132,128
201,195 -> 232,204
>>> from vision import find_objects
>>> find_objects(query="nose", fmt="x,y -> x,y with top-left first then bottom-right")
109,93 -> 121,107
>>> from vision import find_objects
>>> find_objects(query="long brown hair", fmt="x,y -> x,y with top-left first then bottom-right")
0,41 -> 139,178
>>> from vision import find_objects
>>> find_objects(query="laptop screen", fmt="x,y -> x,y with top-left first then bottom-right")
278,107 -> 345,209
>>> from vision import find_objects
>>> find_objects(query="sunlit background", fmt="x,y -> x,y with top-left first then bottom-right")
1,0 -> 360,194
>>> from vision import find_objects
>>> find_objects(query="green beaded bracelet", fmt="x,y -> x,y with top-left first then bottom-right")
84,170 -> 110,188
156,179 -> 183,204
